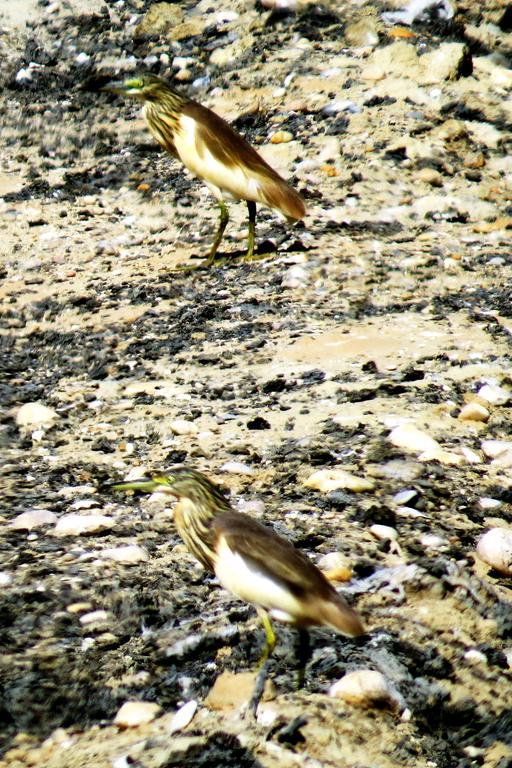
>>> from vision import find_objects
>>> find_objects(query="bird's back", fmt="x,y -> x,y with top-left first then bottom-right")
211,511 -> 364,637
145,96 -> 306,221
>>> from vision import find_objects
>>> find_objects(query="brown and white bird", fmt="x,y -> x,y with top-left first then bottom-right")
102,74 -> 306,266
107,467 -> 364,714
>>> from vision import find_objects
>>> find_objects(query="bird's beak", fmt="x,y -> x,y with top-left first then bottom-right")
105,477 -> 162,493
100,80 -> 129,95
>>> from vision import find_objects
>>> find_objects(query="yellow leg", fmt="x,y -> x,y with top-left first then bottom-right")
249,609 -> 276,716
205,201 -> 229,267
245,200 -> 256,261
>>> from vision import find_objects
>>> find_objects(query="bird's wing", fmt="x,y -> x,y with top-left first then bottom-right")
212,511 -> 334,598
183,102 -> 284,183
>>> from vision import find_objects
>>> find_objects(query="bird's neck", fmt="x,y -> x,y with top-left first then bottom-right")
174,495 -> 231,572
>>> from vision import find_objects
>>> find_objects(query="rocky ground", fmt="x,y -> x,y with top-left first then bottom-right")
2,0 -> 512,766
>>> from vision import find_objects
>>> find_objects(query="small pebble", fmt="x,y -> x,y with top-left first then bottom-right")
464,649 -> 487,666
114,701 -> 161,728
369,524 -> 398,541
220,461 -> 255,475
389,423 -> 440,454
10,509 -> 57,530
15,402 -> 58,428
476,527 -> 512,575
317,552 -> 353,582
97,545 -> 150,564
169,419 -> 199,436
393,489 -> 417,505
417,168 -> 443,187
329,670 -> 404,712
270,130 -> 294,144
0,572 -> 12,586
481,440 -> 512,459
478,497 -> 502,510
477,383 -> 510,405
281,265 -> 309,289
79,610 -> 110,626
419,534 -> 448,549
70,499 -> 100,510
304,469 -> 375,493
458,402 -> 489,422
53,514 -> 115,536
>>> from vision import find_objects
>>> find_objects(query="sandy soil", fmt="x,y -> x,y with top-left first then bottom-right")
1,1 -> 512,766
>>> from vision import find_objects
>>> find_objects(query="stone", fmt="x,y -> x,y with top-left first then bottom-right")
53,514 -> 115,536
205,670 -> 275,710
329,669 -> 404,711
97,545 -> 150,564
114,701 -> 161,728
10,509 -> 57,530
15,402 -> 58,429
369,524 -> 398,541
317,552 -> 353,582
476,528 -> 512,575
169,419 -> 199,436
304,469 -> 375,493
79,610 -> 111,626
389,423 -> 440,454
458,402 -> 490,422
477,383 -> 510,405
417,168 -> 443,187
270,130 -> 294,144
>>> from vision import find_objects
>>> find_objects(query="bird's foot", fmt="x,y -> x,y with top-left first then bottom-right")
246,661 -> 271,719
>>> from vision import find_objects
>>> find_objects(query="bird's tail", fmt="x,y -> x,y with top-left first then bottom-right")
261,179 -> 306,222
319,595 -> 365,637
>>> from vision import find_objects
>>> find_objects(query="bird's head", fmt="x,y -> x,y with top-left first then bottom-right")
107,467 -> 231,508
101,74 -> 170,102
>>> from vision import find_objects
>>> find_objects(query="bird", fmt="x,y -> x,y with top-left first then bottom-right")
106,467 -> 364,714
101,74 -> 306,267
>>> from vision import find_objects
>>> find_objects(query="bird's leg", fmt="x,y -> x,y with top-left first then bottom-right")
249,609 -> 276,717
295,629 -> 310,690
245,200 -> 257,261
205,200 -> 229,266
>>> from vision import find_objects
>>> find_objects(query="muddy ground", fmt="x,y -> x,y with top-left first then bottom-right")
1,0 -> 512,766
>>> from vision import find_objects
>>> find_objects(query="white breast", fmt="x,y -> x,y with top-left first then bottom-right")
214,536 -> 303,624
174,114 -> 264,204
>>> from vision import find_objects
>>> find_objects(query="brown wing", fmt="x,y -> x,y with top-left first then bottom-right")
212,511 -> 336,599
183,102 -> 306,221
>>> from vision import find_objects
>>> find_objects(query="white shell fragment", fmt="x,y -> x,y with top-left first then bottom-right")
168,700 -> 198,734
476,528 -> 512,575
10,509 -> 57,530
114,701 -> 161,728
304,469 -> 375,493
53,514 -> 115,536
329,670 -> 404,712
